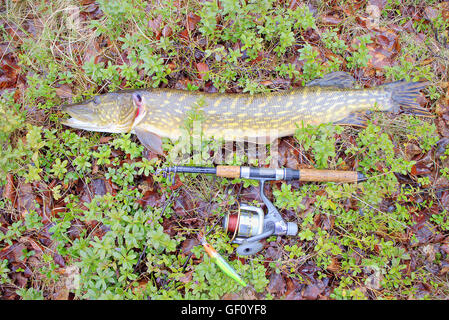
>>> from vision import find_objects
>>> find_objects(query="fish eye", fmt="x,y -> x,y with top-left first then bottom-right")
93,96 -> 101,105
132,92 -> 142,104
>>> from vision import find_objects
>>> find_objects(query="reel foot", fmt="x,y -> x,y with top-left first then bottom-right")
236,241 -> 264,256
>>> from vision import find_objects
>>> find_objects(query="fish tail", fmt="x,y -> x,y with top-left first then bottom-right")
382,80 -> 433,116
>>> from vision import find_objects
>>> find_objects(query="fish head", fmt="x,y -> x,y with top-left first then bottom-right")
61,91 -> 146,133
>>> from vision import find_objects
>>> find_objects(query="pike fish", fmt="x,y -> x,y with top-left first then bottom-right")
61,72 -> 430,154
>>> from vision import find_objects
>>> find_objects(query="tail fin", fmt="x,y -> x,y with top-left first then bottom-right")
382,80 -> 433,117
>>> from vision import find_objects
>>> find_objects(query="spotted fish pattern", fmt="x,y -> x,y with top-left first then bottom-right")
61,72 -> 430,154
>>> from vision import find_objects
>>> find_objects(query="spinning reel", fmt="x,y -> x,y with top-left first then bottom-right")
222,180 -> 298,256
159,165 -> 364,256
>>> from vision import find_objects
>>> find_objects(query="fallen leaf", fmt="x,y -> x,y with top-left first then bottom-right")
321,15 -> 343,25
53,253 -> 66,267
52,287 -> 69,300
55,84 -> 73,99
4,243 -> 27,262
267,272 -> 286,296
90,178 -> 107,197
181,238 -> 199,255
179,270 -> 193,283
2,173 -> 16,204
241,287 -> 258,300
148,15 -> 162,39
405,142 -> 422,160
302,282 -> 322,300
17,182 -> 38,218
411,222 -> 437,246
179,28 -> 189,41
222,292 -> 241,300
139,189 -> 162,208
186,12 -> 201,31
326,257 -> 341,273
288,0 -> 300,10
284,277 -> 303,300
162,25 -> 173,38
12,272 -> 28,288
195,62 -> 209,80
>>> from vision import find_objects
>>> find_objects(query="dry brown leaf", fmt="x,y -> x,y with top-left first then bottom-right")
267,273 -> 286,296
148,15 -> 162,39
186,12 -> 201,31
436,118 -> 449,137
162,25 -> 173,38
195,62 -> 209,80
405,142 -> 422,160
302,281 -> 325,300
3,173 -> 16,205
321,15 -> 343,25
326,257 -> 341,273
55,84 -> 73,99
17,182 -> 37,218
179,28 -> 189,41
288,0 -> 300,10
440,260 -> 449,275
178,270 -> 193,284
52,287 -> 70,300
222,292 -> 241,300
53,254 -> 66,267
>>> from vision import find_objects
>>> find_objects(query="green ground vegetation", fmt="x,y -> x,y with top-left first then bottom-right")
1,0 -> 448,299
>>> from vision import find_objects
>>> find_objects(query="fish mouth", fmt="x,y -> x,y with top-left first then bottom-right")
62,102 -> 99,122
61,117 -> 131,133
61,103 -> 131,133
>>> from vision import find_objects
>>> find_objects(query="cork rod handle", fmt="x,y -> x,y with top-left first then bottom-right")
299,169 -> 359,183
216,166 -> 241,179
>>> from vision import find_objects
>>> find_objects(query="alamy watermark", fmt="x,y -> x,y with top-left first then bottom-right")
168,121 -> 281,165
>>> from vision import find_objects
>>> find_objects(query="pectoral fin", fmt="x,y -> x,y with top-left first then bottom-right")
306,72 -> 355,88
134,127 -> 163,154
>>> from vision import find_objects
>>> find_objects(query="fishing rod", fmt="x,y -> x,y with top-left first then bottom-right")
159,165 -> 366,256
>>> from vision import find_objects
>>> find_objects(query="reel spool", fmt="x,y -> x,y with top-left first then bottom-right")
222,180 -> 299,256
222,203 -> 265,245
222,203 -> 268,256
222,200 -> 298,256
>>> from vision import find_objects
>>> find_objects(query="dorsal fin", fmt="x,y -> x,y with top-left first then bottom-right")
306,72 -> 355,89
